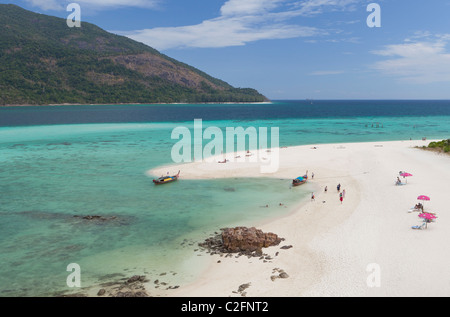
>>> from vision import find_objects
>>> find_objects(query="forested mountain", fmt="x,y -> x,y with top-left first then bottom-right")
0,4 -> 268,105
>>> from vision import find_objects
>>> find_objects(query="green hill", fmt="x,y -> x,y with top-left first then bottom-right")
0,4 -> 268,105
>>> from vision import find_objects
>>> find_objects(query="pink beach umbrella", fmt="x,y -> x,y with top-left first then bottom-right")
419,212 -> 436,228
419,213 -> 436,220
417,195 -> 430,201
400,172 -> 413,183
417,195 -> 430,209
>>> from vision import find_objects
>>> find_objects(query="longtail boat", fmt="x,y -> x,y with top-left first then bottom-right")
153,171 -> 180,185
292,174 -> 307,186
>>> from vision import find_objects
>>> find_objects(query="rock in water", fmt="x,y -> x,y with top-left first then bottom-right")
97,289 -> 106,296
126,275 -> 146,284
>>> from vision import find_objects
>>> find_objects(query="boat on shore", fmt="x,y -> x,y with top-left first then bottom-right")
153,171 -> 180,185
292,175 -> 307,186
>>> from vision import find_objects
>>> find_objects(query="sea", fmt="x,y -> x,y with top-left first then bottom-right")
0,100 -> 449,296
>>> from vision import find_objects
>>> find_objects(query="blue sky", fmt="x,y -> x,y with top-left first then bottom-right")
3,0 -> 450,99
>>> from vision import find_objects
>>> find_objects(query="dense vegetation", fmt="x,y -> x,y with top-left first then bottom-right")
428,139 -> 450,153
0,4 -> 268,105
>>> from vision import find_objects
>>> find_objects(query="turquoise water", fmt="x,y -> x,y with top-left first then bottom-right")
0,103 -> 449,296
0,122 -> 311,296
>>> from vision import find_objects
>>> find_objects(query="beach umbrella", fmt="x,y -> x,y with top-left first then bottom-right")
417,195 -> 430,201
417,195 -> 430,209
419,213 -> 436,220
419,212 -> 436,228
400,172 -> 413,183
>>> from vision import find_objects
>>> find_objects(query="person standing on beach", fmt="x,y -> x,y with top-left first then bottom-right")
324,186 -> 328,193
339,192 -> 343,204
312,172 -> 314,179
337,183 -> 341,192
342,189 -> 346,198
311,192 -> 315,201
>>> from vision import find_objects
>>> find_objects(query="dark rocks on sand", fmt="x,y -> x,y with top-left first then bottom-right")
126,275 -> 147,284
115,290 -> 148,297
103,275 -> 150,297
271,268 -> 289,281
232,283 -> 251,297
279,272 -> 289,279
238,283 -> 251,293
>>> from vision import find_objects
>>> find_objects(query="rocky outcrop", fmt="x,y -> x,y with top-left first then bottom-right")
221,227 -> 282,253
199,227 -> 283,257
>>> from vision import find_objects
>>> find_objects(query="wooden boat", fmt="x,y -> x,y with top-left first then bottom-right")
153,171 -> 180,185
292,175 -> 307,186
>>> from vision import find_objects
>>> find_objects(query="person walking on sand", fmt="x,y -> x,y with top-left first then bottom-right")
339,192 -> 343,204
311,192 -> 315,201
312,172 -> 314,179
324,186 -> 328,193
337,183 -> 341,192
342,189 -> 346,198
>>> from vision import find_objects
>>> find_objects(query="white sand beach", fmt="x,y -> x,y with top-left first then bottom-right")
148,140 -> 450,297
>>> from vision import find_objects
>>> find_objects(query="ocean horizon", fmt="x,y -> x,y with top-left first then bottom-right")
1,100 -> 449,296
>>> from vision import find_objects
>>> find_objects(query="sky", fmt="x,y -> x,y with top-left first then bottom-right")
2,0 -> 450,99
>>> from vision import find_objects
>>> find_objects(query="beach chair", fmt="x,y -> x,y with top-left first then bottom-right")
411,222 -> 427,230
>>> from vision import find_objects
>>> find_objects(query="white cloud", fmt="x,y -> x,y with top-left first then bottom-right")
289,0 -> 360,15
123,17 -> 320,50
220,0 -> 285,16
372,34 -> 450,83
119,0 -> 361,50
27,0 -> 363,50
